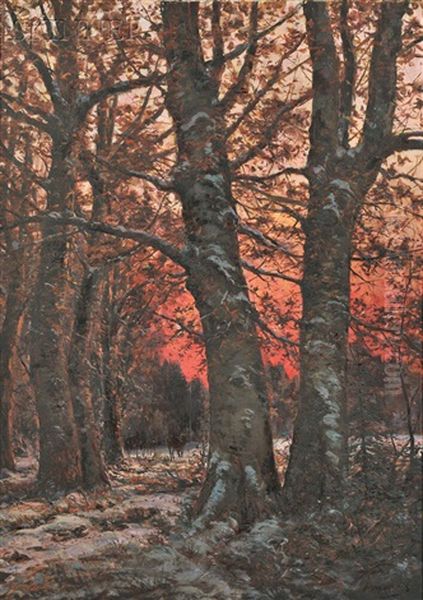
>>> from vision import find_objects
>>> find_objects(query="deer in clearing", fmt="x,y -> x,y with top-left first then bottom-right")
167,431 -> 188,460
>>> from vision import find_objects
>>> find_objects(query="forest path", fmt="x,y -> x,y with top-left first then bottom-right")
0,443 -> 291,598
0,438 -> 419,598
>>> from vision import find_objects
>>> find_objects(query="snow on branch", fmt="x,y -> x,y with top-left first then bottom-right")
238,223 -> 300,260
0,212 -> 189,269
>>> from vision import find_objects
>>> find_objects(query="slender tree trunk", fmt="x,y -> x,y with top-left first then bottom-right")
101,268 -> 124,464
68,268 -> 108,488
29,145 -> 82,495
162,3 -> 280,526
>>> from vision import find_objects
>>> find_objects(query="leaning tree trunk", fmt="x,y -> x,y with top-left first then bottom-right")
29,147 -> 82,495
68,267 -> 108,488
283,178 -> 356,511
162,2 -> 280,526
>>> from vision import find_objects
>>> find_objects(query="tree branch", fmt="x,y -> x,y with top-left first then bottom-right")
77,73 -> 164,121
389,130 -> 423,153
242,260 -> 301,285
238,222 -> 300,259
0,212 -> 189,269
6,1 -> 65,112
231,91 -> 311,169
207,6 -> 300,69
225,34 -> 307,138
96,157 -> 175,192
220,3 -> 259,110
362,0 -> 409,158
234,166 -> 307,183
0,97 -> 51,133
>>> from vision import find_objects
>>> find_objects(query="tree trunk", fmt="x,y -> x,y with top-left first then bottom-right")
29,144 -> 82,495
0,259 -> 24,472
68,268 -> 109,488
162,2 -> 280,526
101,268 -> 124,465
29,220 -> 82,494
282,0 -> 408,513
283,178 -> 355,511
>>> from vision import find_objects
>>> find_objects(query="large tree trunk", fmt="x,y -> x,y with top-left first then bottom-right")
282,0 -> 407,513
283,178 -> 355,511
162,2 -> 280,526
68,268 -> 109,488
29,145 -> 82,495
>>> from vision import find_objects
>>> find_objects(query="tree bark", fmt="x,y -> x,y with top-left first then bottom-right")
29,141 -> 82,495
283,174 -> 356,510
283,0 -> 408,513
162,2 -> 280,526
0,253 -> 24,472
68,268 -> 109,488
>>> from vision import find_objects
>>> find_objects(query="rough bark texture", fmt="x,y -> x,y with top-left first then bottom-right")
162,2 -> 280,526
283,0 -> 408,512
284,168 -> 357,509
68,268 -> 109,488
29,136 -> 83,494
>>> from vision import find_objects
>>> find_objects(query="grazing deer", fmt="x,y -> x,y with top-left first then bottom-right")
167,431 -> 187,460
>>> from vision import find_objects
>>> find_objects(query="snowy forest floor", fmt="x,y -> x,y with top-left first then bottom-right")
0,440 -> 421,599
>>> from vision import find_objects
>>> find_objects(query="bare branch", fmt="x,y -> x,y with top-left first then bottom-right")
220,3 -> 259,110
77,73 -> 164,121
153,311 -> 203,341
234,166 -> 307,183
207,5 -> 300,69
226,36 -> 306,138
389,130 -> 423,153
231,91 -> 311,169
38,0 -> 55,40
0,97 -> 51,133
238,222 -> 300,259
6,1 -> 65,112
96,157 -> 175,192
242,259 -> 301,285
254,314 -> 299,347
